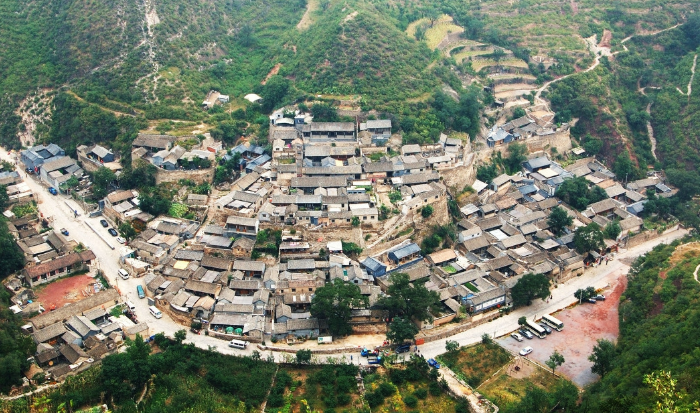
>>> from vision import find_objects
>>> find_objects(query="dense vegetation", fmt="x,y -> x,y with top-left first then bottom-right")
580,240 -> 700,412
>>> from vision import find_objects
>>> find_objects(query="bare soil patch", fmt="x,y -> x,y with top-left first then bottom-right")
34,274 -> 99,310
497,272 -> 627,387
262,63 -> 282,85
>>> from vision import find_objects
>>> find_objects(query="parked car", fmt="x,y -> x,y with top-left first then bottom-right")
48,187 -> 58,195
395,344 -> 411,354
100,219 -> 109,228
511,332 -> 524,342
108,228 -> 118,237
519,328 -> 534,339
519,347 -> 533,356
596,294 -> 606,301
587,298 -> 597,304
539,323 -> 552,334
116,236 -> 126,244
136,285 -> 145,299
360,348 -> 370,357
60,228 -> 69,236
427,358 -> 441,369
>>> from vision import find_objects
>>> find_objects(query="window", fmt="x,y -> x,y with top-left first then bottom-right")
292,288 -> 296,292
363,216 -> 367,220
309,288 -> 312,292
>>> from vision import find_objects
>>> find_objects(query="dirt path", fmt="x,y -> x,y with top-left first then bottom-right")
676,54 -> 697,97
296,0 -> 317,30
534,35 -> 603,110
440,368 -> 496,413
65,91 -> 137,117
694,263 -> 700,284
637,82 -> 660,161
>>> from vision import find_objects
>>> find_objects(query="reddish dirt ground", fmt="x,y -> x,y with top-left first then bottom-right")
498,271 -> 627,387
34,274 -> 98,310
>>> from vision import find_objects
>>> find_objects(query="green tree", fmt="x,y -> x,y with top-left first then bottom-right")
0,216 -> 25,280
583,135 -> 603,155
589,339 -> 616,377
504,143 -> 528,174
511,107 -> 527,120
341,241 -> 362,256
421,205 -> 434,218
510,273 -> 550,307
555,176 -> 608,210
377,272 -> 440,322
386,317 -> 419,344
118,222 -> 137,240
351,216 -> 360,227
477,161 -> 499,183
261,76 -> 290,113
445,340 -> 459,352
91,167 -> 116,199
310,279 -> 368,336
604,221 -> 622,240
0,185 -> 8,212
296,349 -> 312,365
545,350 -> 565,374
518,316 -> 527,326
613,150 -> 636,183
547,206 -> 573,236
388,190 -> 403,204
574,223 -> 605,253
311,103 -> 339,122
174,329 -> 187,345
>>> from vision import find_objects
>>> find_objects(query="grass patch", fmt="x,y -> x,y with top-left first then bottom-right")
472,58 -> 529,71
11,202 -> 37,218
278,157 -> 296,164
396,227 -> 413,237
443,265 -> 457,274
424,21 -> 465,49
479,366 -> 562,408
464,282 -> 479,292
438,343 -> 512,388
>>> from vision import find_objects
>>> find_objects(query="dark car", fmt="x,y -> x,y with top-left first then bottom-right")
519,328 -> 534,339
48,187 -> 58,195
60,228 -> 69,236
395,344 -> 411,354
100,219 -> 109,228
108,228 -> 118,237
539,323 -> 552,334
587,298 -> 597,304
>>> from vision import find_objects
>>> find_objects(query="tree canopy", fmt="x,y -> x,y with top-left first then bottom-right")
510,273 -> 550,307
588,339 -> 616,377
573,223 -> 605,253
377,272 -> 441,323
386,317 -> 419,344
310,278 -> 368,336
547,206 -> 573,236
554,176 -> 608,210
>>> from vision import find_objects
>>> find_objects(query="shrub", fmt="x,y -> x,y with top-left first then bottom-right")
337,393 -> 351,406
429,381 -> 442,396
414,387 -> 428,399
378,381 -> 396,397
365,391 -> 384,408
323,395 -> 337,408
403,395 -> 418,408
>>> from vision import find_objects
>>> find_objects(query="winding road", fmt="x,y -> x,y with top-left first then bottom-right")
676,54 -> 697,97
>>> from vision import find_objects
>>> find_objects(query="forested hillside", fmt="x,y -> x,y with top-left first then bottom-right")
1,0 -> 697,153
580,240 -> 700,412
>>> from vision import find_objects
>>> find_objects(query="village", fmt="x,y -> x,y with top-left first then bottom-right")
0,95 -> 679,392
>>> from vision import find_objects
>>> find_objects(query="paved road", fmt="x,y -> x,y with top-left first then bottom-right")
1,149 -> 688,365
419,228 -> 687,359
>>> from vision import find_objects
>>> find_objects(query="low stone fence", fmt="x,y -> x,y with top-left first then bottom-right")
257,344 -> 362,355
417,312 -> 501,344
626,224 -> 680,248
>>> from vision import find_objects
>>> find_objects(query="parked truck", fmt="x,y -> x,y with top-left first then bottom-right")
317,336 -> 333,344
367,355 -> 382,365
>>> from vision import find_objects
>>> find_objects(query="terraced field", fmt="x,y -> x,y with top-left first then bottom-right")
424,21 -> 465,49
453,48 -> 497,63
405,14 -> 454,38
472,58 -> 529,72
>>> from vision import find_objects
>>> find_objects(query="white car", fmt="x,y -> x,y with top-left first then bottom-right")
116,236 -> 126,244
519,346 -> 533,356
511,332 -> 524,342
